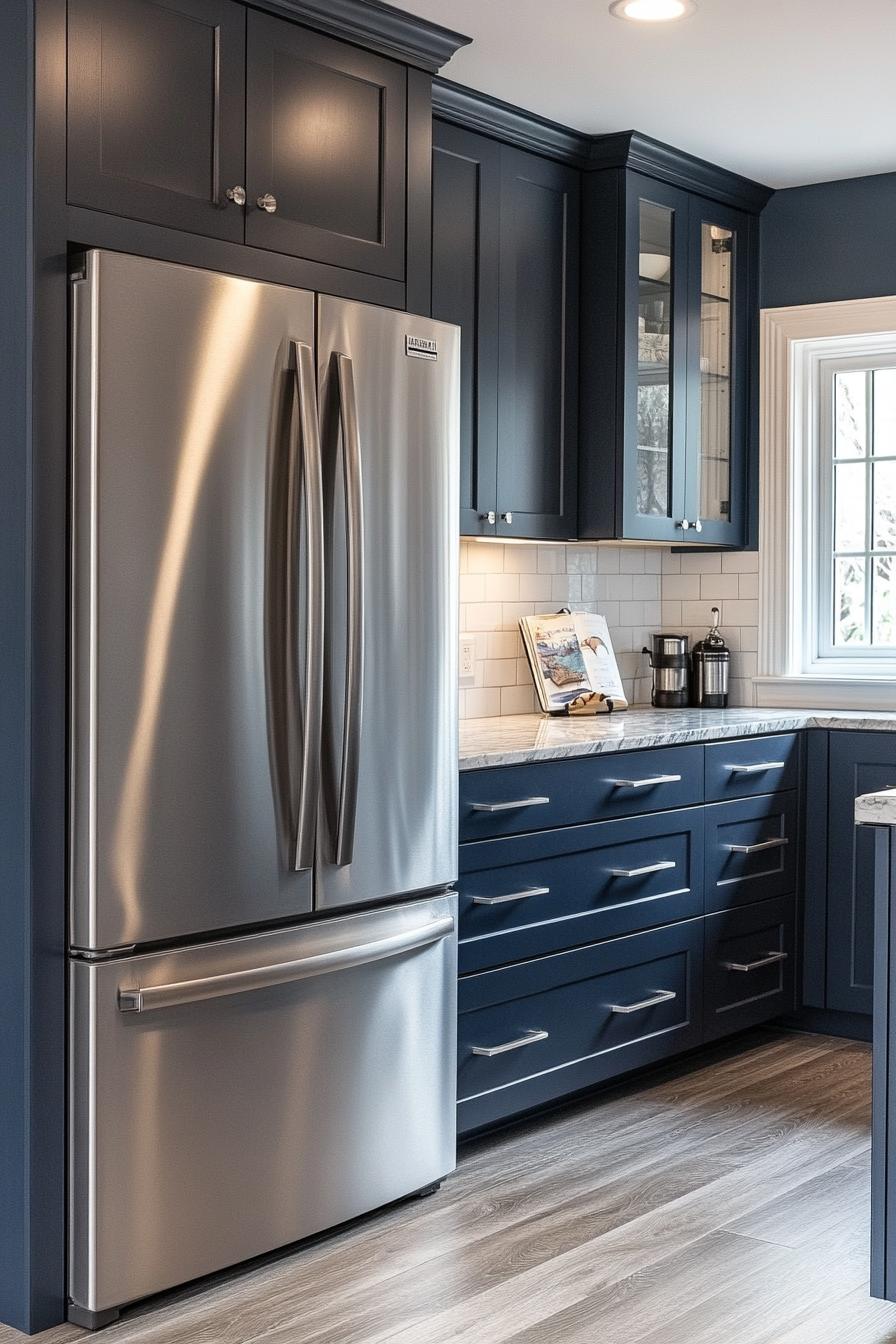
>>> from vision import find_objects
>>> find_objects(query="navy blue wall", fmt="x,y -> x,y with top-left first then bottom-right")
761,171 -> 896,309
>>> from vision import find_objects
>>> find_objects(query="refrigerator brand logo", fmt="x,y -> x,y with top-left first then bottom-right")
405,335 -> 438,361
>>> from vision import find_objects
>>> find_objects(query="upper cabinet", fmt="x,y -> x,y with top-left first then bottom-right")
433,90 -> 769,547
432,119 -> 579,541
244,14 -> 406,278
67,0 -> 248,242
66,0 -> 469,289
580,144 -> 765,547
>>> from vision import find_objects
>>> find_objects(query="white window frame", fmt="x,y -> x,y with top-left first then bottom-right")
756,296 -> 896,709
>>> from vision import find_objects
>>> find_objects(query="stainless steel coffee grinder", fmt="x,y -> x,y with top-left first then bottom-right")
643,634 -> 690,708
691,607 -> 731,708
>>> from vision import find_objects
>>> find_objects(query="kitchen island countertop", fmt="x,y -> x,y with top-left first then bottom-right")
460,707 -> 896,770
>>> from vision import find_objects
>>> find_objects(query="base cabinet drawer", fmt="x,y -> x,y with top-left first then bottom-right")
704,793 -> 797,912
458,808 -> 704,973
705,734 -> 800,801
457,920 -> 703,1135
459,745 -> 704,842
704,896 -> 795,1041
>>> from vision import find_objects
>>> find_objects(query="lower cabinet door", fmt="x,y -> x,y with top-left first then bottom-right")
704,792 -> 798,912
457,919 -> 703,1135
458,807 -> 704,973
704,895 -> 795,1042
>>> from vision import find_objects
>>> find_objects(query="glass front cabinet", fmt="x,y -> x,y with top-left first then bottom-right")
580,164 -> 757,547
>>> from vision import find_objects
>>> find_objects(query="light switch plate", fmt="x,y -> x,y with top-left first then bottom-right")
459,635 -> 476,687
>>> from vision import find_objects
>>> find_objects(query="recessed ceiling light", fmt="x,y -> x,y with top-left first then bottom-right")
609,0 -> 696,21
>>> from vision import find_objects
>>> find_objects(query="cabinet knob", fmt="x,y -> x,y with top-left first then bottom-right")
256,193 -> 278,214
225,185 -> 246,207
500,511 -> 513,524
480,511 -> 496,525
677,518 -> 690,531
694,518 -> 703,534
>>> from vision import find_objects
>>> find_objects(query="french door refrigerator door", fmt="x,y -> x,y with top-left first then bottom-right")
69,893 -> 457,1319
316,298 -> 460,911
71,251 -> 321,952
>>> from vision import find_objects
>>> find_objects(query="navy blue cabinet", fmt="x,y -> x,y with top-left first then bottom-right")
579,162 -> 760,547
826,732 -> 896,1015
458,807 -> 704,973
458,733 -> 799,1134
458,918 -> 704,1135
704,895 -> 795,1040
431,119 -> 580,541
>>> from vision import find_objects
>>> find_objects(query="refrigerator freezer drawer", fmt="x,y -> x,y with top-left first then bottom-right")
69,894 -> 457,1318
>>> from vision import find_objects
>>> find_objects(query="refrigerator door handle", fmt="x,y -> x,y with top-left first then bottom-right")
117,913 -> 455,1012
334,353 -> 365,868
291,340 -> 325,872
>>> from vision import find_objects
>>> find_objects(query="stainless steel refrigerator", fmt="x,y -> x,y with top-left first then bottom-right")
67,250 -> 459,1328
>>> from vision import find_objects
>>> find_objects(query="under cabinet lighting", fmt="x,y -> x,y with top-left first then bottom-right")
609,0 -> 696,21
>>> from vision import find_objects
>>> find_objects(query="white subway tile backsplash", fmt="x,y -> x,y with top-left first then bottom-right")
680,551 -> 722,575
484,571 -> 520,603
701,572 -> 739,600
502,544 -> 539,573
537,546 -> 565,573
459,539 -> 762,718
661,573 -> 701,601
467,543 -> 504,573
518,573 -> 555,602
482,658 -> 517,687
721,549 -> 760,573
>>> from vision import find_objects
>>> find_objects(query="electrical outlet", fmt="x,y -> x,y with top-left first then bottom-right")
459,635 -> 476,687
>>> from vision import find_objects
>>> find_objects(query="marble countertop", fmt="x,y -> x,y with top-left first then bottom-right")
459,707 -> 896,770
856,788 -> 896,826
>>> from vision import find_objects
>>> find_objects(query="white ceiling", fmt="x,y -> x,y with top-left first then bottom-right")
401,0 -> 896,188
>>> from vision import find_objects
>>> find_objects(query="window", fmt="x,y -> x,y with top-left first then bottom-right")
820,359 -> 896,657
757,298 -> 896,709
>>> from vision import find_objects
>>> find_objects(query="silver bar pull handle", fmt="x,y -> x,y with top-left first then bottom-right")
471,1029 -> 548,1057
609,774 -> 682,789
609,988 -> 677,1015
722,950 -> 789,973
472,886 -> 550,906
291,341 -> 325,872
334,353 -> 365,868
118,915 -> 455,1013
609,860 -> 676,878
470,796 -> 550,813
726,836 -> 789,854
728,761 -> 786,774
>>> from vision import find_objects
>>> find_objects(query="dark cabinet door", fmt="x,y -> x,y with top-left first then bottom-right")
827,732 -> 896,1015
496,148 -> 579,541
67,0 -> 247,241
431,121 -> 500,537
620,174 -> 691,544
245,12 -> 406,279
683,197 -> 751,547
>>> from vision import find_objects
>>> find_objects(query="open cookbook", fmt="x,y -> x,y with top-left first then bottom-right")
519,611 -> 628,715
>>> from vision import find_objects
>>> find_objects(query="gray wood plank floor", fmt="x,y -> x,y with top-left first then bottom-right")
7,1029 -> 896,1344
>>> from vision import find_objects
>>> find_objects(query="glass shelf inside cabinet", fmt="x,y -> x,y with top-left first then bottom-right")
698,222 -> 734,522
636,199 -> 674,519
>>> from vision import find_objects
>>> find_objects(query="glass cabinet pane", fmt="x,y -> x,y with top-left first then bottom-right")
636,200 -> 673,518
698,222 -> 733,522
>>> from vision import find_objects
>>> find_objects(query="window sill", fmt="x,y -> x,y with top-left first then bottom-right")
754,675 -> 896,710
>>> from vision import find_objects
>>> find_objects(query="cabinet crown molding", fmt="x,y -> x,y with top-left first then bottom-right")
586,130 -> 773,213
258,0 -> 471,72
433,81 -> 773,212
433,79 -> 592,167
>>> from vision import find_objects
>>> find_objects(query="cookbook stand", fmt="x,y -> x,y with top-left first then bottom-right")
543,608 -> 618,716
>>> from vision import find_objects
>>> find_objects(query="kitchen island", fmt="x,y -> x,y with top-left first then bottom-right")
856,785 -> 896,1304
